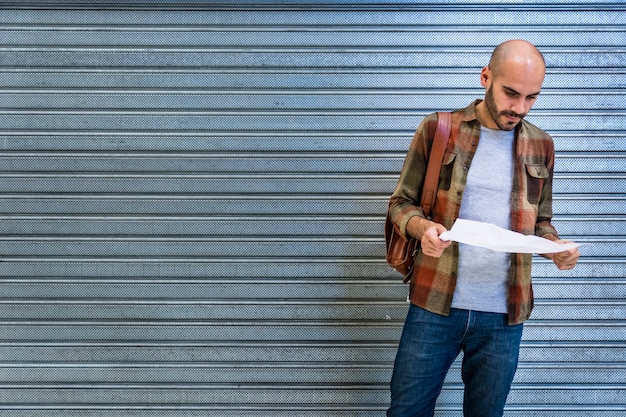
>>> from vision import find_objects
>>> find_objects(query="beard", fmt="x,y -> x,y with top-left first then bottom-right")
484,85 -> 526,131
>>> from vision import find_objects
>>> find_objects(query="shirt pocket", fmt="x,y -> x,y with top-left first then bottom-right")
525,164 -> 549,205
438,152 -> 457,191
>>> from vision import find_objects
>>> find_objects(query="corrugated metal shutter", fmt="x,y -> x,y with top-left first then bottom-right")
0,1 -> 623,415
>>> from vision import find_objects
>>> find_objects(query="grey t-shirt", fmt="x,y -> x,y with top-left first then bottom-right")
451,126 -> 515,313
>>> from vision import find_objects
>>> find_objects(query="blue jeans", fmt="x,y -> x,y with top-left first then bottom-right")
387,304 -> 523,417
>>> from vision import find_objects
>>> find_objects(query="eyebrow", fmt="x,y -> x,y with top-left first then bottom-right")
503,86 -> 541,98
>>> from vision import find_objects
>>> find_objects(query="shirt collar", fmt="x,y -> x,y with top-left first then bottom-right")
462,99 -> 526,136
461,99 -> 482,123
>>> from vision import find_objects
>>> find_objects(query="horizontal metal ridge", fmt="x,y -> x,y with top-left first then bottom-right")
0,359 -> 614,374
0,131 -> 622,142
0,338 -> 621,348
0,363 -> 392,370
1,87 -> 624,94
0,172 -> 621,179
0,214 -> 381,220
1,23 -> 626,32
500,405 -> 626,412
0,402 -> 621,414
0,317 -> 624,326
0,256 -> 621,263
0,129 -> 623,136
0,51 -> 623,71
0,47 -> 624,59
0,299 -> 406,305
0,254 -> 624,260
526,320 -> 626,327
4,45 -> 623,52
0,46 -> 448,54
4,109 -> 625,115
1,297 -> 623,305
0,319 -> 400,326
0,382 -> 623,390
535,299 -> 626,306
0,1 -> 625,12
0,275 -> 620,284
0,133 -> 621,153
0,67 -> 624,77
0,339 -> 622,350
0,151 -> 621,159
0,213 -> 620,220
0,193 -> 392,199
0,113 -> 623,132
0,404 -> 390,412
3,232 -> 616,240
516,362 -> 626,370
0,256 -> 385,263
0,192 -> 623,201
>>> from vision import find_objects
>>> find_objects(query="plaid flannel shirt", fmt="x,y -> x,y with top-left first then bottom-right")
389,100 -> 559,324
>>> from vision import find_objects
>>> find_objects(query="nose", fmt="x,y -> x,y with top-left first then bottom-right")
510,98 -> 526,116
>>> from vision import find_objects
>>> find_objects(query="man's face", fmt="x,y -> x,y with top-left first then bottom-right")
481,64 -> 544,131
483,83 -> 530,131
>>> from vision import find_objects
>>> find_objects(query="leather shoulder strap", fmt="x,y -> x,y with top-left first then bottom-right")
420,112 -> 452,217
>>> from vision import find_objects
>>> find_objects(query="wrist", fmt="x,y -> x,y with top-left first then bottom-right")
542,233 -> 559,242
406,216 -> 434,240
540,234 -> 557,259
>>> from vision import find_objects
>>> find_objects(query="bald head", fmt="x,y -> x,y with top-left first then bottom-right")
488,40 -> 546,79
476,40 -> 546,130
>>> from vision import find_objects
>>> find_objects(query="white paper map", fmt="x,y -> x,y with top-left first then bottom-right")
439,218 -> 580,254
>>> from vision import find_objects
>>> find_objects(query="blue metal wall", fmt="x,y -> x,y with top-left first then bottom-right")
0,1 -> 624,415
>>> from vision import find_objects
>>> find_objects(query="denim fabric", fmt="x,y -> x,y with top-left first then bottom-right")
387,304 -> 523,417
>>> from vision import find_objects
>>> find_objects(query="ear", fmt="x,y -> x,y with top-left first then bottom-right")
480,66 -> 491,88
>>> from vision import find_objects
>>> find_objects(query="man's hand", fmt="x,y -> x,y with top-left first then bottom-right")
542,234 -> 580,270
406,216 -> 451,258
421,224 -> 452,258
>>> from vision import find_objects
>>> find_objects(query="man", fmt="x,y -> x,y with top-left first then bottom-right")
386,40 -> 580,417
